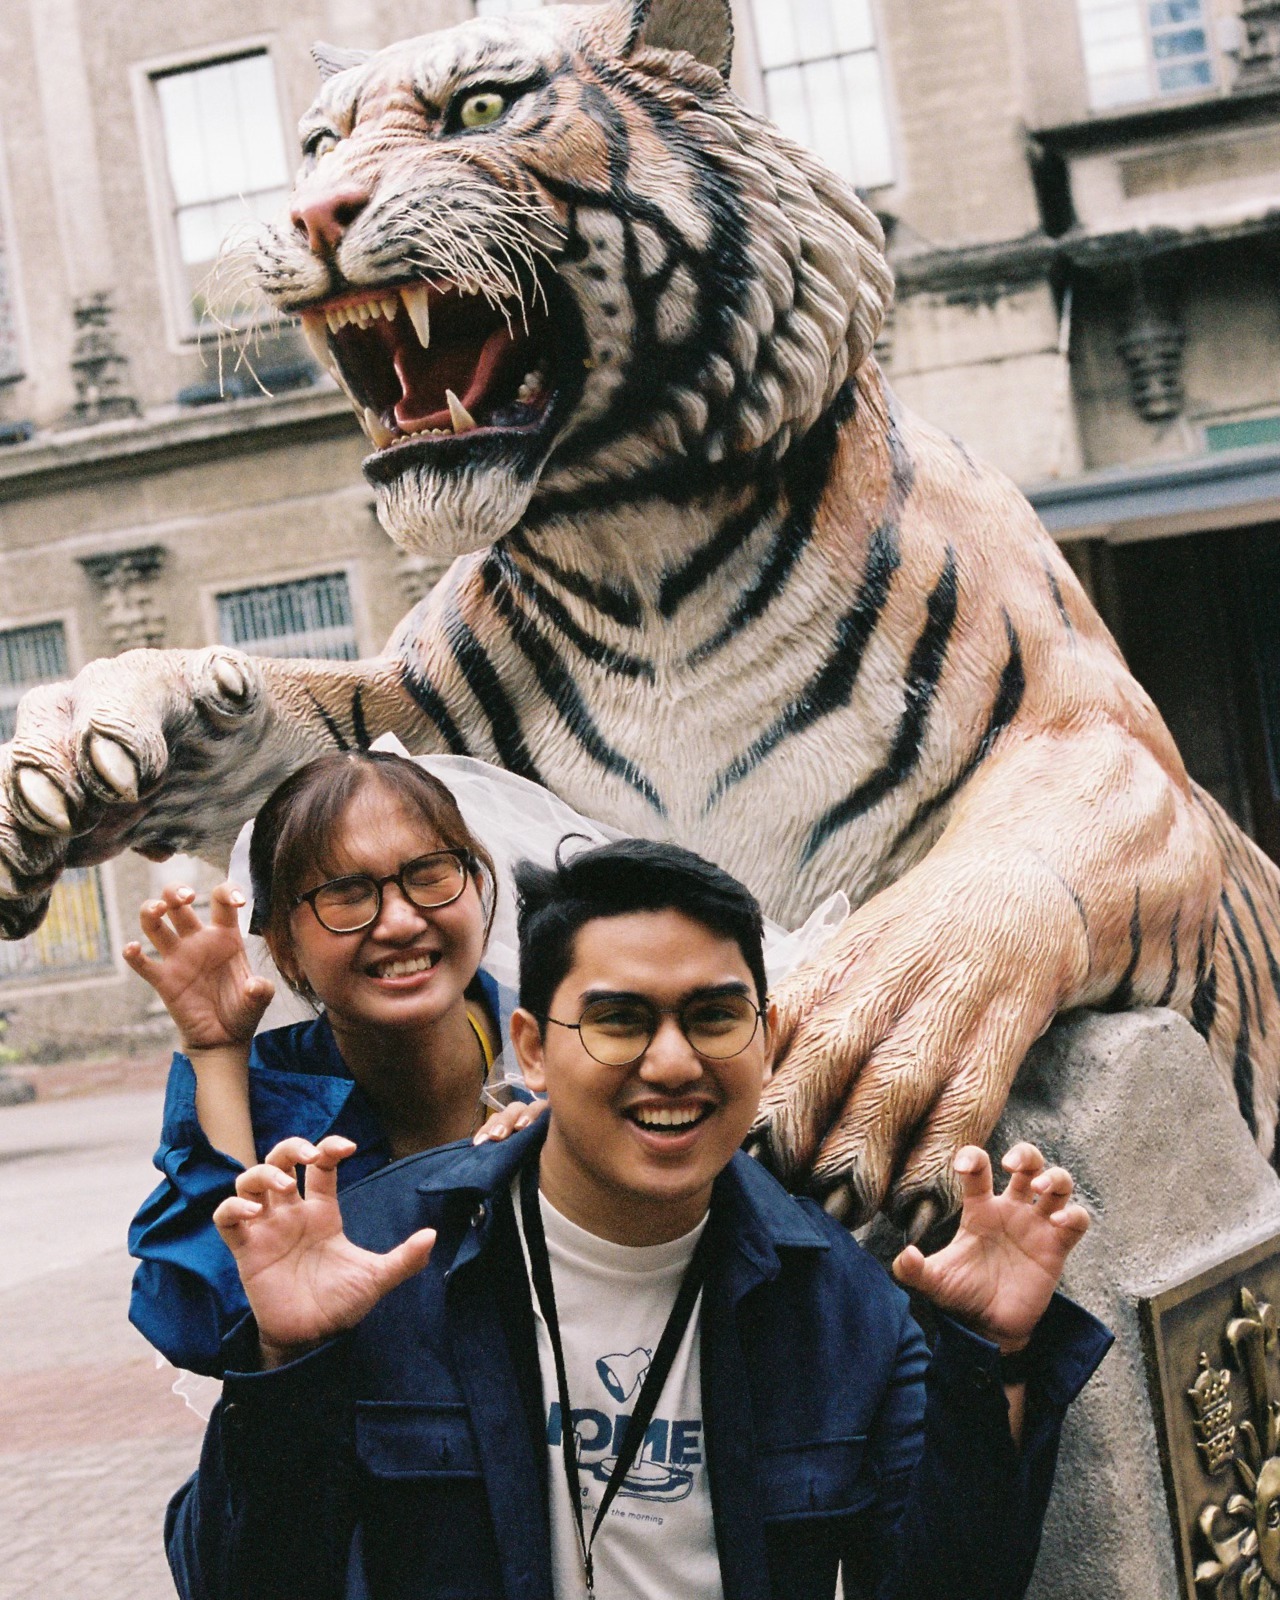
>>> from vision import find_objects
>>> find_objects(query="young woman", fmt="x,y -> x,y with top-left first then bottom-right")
126,750 -> 541,1376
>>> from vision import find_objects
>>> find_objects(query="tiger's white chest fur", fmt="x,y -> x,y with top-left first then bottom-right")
400,456 -> 954,931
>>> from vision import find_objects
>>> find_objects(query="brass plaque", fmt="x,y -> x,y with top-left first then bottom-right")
1141,1229 -> 1280,1600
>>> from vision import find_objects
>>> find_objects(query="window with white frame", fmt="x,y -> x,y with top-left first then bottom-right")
216,573 -> 360,661
749,0 -> 893,190
151,51 -> 291,330
1077,0 -> 1216,109
0,622 -> 113,983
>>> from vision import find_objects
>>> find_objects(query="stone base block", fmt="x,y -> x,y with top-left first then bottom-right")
995,1007 -> 1280,1600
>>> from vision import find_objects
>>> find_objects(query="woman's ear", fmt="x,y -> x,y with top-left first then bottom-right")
510,1008 -> 548,1093
264,929 -> 305,995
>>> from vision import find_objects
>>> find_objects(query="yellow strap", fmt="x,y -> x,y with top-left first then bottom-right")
466,1000 -> 497,1070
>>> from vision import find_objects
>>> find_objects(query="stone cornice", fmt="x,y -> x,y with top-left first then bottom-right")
0,387 -> 361,503
1033,82 -> 1280,154
889,209 -> 1280,300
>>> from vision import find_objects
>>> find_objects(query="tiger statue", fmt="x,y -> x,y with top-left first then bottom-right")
1,0 -> 1277,1235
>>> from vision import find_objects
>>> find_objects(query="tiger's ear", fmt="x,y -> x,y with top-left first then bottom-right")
624,0 -> 734,78
311,42 -> 372,81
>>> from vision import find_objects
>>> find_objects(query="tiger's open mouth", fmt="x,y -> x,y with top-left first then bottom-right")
299,276 -> 576,478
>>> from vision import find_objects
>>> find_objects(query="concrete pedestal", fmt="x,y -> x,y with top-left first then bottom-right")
994,1008 -> 1280,1599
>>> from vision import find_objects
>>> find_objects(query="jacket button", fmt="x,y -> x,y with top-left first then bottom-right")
222,1401 -> 242,1431
472,1203 -> 487,1228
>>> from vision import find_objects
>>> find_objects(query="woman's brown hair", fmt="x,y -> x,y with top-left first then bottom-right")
248,753 -> 497,990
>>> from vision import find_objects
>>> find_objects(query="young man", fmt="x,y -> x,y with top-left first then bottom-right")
167,839 -> 1111,1600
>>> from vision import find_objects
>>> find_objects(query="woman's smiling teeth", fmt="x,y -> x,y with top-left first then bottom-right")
370,951 -> 441,979
628,1104 -> 710,1130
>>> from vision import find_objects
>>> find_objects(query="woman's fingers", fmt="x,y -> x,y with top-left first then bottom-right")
137,899 -> 179,956
121,940 -> 160,987
473,1096 -> 547,1144
160,883 -> 203,938
209,882 -> 248,930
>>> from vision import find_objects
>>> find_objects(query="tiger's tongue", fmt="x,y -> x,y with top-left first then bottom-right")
393,324 -> 515,429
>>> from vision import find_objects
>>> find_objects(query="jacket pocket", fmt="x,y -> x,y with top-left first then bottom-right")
355,1400 -> 481,1480
759,1434 -> 876,1521
354,1402 -> 502,1599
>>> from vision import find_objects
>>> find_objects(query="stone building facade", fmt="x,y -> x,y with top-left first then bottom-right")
0,0 -> 1276,1054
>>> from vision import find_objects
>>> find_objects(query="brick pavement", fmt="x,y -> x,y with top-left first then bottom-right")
0,1090 -> 206,1599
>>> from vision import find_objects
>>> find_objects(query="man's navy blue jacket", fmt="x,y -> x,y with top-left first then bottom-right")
166,1121 -> 1111,1600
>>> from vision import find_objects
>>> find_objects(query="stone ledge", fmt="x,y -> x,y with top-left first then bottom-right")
0,388 -> 361,502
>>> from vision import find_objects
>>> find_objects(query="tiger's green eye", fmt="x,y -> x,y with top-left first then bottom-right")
459,91 -> 507,129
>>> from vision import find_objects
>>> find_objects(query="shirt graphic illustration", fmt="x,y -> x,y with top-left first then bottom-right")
545,1345 -> 701,1504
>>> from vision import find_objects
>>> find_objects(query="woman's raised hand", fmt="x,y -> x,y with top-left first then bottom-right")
213,1136 -> 436,1365
123,881 -> 275,1052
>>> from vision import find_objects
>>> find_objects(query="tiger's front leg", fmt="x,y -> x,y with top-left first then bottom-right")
0,647 -> 434,939
752,723 -> 1222,1234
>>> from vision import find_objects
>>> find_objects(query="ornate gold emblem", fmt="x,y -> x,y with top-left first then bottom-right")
1193,1287 -> 1280,1598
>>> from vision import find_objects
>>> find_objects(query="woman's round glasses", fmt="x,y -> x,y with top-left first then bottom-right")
293,850 -> 474,933
546,991 -> 764,1067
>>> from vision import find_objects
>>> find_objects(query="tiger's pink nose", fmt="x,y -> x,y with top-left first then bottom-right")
291,188 -> 370,255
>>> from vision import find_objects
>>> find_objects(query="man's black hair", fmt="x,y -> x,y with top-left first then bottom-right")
514,837 -> 768,1020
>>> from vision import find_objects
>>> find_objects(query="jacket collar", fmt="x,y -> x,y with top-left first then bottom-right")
415,1116 -> 829,1283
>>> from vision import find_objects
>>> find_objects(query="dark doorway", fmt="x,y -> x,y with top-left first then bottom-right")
1105,525 -> 1280,866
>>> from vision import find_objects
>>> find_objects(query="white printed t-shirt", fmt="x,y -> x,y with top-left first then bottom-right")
513,1183 -> 725,1600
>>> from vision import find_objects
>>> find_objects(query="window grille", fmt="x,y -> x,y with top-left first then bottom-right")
216,573 -> 360,661
1077,0 -> 1215,109
0,622 -> 67,743
0,621 -> 114,981
749,0 -> 893,190
152,52 -> 291,326
0,869 -> 113,981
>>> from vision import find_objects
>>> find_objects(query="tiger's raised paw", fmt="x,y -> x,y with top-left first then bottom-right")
750,853 -> 1090,1234
0,648 -> 263,939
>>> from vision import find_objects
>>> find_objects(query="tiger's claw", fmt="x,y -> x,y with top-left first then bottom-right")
16,768 -> 73,834
88,735 -> 140,802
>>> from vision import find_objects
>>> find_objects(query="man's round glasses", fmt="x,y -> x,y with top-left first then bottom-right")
546,992 -> 764,1067
293,850 -> 475,933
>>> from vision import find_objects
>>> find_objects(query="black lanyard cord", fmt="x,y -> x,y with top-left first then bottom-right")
518,1159 -> 712,1596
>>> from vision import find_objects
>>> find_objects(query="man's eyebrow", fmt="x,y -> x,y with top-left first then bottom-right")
577,981 -> 752,1003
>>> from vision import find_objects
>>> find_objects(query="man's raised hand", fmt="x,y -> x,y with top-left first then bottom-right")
891,1142 -> 1090,1354
122,881 -> 274,1052
213,1135 -> 436,1368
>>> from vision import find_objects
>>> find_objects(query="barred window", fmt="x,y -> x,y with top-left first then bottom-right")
1077,0 -> 1216,109
749,0 -> 893,190
216,572 -> 359,660
0,621 -> 114,983
0,622 -> 67,743
151,52 -> 291,329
